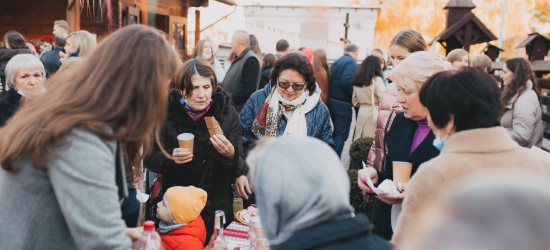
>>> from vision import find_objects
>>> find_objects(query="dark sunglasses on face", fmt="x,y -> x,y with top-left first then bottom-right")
278,78 -> 306,91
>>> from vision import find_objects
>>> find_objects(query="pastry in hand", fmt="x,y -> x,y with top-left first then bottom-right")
205,117 -> 223,137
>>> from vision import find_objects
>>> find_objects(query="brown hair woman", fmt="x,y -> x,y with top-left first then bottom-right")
313,49 -> 330,105
193,39 -> 225,84
0,25 -> 179,249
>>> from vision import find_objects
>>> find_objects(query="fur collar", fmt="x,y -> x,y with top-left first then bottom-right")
167,88 -> 229,129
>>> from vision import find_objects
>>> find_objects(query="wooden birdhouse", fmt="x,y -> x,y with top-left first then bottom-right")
481,43 -> 504,62
430,0 -> 497,55
516,33 -> 550,62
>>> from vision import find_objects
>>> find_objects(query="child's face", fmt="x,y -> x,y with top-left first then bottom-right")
157,193 -> 177,225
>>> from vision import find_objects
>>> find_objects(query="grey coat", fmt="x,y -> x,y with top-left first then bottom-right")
0,128 -> 131,249
501,80 -> 543,148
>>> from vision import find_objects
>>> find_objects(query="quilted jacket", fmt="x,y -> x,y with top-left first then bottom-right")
158,216 -> 206,250
239,83 -> 334,155
365,83 -> 403,171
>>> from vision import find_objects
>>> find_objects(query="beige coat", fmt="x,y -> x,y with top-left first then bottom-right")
352,77 -> 385,140
391,127 -> 550,247
500,80 -> 543,148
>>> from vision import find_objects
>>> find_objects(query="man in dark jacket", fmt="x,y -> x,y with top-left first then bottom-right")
40,36 -> 66,78
222,30 -> 261,113
328,44 -> 359,157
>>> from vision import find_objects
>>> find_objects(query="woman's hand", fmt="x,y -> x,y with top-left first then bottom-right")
123,227 -> 144,247
357,167 -> 379,200
210,134 -> 235,158
172,148 -> 193,164
234,175 -> 252,199
377,192 -> 405,205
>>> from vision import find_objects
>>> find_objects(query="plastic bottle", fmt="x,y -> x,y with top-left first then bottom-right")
132,221 -> 164,250
249,216 -> 269,250
207,210 -> 228,250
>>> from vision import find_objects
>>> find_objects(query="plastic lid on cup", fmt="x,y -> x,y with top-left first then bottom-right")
144,221 -> 155,231
249,216 -> 262,228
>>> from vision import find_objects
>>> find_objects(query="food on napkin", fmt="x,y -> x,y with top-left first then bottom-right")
362,161 -> 400,195
205,117 -> 223,137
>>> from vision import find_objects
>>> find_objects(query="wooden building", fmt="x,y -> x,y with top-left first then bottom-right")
516,33 -> 550,62
0,0 -> 235,58
429,0 -> 497,55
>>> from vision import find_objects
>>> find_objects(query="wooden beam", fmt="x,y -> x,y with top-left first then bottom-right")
463,22 -> 473,51
195,10 -> 200,46
67,0 -> 80,32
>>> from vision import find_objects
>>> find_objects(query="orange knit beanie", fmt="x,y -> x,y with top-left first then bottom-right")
166,186 -> 207,224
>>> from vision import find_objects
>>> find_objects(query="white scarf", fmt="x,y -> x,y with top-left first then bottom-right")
270,87 -> 309,136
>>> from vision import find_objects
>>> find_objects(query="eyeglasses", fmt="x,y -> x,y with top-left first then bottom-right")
278,78 -> 306,91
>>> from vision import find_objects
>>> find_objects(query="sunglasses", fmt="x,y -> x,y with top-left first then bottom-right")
278,78 -> 306,91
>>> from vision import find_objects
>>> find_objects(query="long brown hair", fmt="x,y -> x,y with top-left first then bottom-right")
501,58 -> 539,108
313,49 -> 330,100
193,39 -> 215,65
0,25 -> 178,174
249,34 -> 263,64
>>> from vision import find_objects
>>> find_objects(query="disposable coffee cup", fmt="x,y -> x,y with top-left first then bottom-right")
177,133 -> 194,152
393,161 -> 413,184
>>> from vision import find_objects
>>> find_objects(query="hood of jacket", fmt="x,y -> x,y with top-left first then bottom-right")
158,216 -> 207,249
0,47 -> 33,64
255,135 -> 353,247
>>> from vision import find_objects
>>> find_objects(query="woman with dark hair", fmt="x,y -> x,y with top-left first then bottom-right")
371,49 -> 390,86
193,39 -> 225,84
0,24 -> 178,249
500,57 -> 543,148
259,53 -> 276,89
237,52 -> 333,200
249,34 -> 263,64
391,67 -> 549,247
352,55 -> 385,140
144,58 -> 247,241
313,49 -> 330,105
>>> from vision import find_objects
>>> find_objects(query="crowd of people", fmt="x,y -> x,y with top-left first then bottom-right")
0,20 -> 549,250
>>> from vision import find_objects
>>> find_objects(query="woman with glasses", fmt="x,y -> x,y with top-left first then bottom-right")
235,52 -> 334,200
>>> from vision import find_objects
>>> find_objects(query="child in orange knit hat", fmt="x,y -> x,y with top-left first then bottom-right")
156,186 -> 207,250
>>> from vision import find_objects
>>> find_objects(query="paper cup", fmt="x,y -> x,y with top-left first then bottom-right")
177,133 -> 194,152
393,161 -> 413,184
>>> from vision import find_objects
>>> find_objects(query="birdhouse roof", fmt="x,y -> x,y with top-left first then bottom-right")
429,12 -> 497,45
444,0 -> 476,9
516,33 -> 550,48
480,43 -> 505,52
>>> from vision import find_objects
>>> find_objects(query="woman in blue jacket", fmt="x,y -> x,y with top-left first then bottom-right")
234,52 -> 334,199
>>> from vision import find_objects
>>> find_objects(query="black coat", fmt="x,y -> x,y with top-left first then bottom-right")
259,68 -> 272,90
371,113 -> 440,240
40,48 -> 63,78
144,89 -> 247,241
0,89 -> 21,127
273,214 -> 392,250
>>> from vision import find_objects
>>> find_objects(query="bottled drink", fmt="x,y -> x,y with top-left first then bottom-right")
249,216 -> 268,250
207,210 -> 228,250
132,221 -> 164,250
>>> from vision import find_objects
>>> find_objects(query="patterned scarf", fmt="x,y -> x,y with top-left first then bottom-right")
251,87 -> 307,138
181,98 -> 213,122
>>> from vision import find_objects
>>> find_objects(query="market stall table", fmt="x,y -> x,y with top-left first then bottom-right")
223,221 -> 250,250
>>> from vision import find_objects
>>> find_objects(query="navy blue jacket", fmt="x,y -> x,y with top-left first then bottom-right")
239,83 -> 334,154
272,214 -> 392,250
0,88 -> 21,127
328,53 -> 358,103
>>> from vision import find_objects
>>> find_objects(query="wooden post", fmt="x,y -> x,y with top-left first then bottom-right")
195,10 -> 200,46
463,22 -> 473,52
67,0 -> 81,32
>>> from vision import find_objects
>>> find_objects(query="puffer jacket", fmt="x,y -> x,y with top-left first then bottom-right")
500,80 -> 543,148
239,83 -> 334,154
144,88 -> 247,242
158,216 -> 207,250
365,83 -> 403,171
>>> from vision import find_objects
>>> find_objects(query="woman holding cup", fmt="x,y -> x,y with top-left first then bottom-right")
144,58 -> 247,242
358,51 -> 445,240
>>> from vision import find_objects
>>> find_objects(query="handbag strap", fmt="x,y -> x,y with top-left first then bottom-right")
115,141 -> 129,202
381,110 -> 394,170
